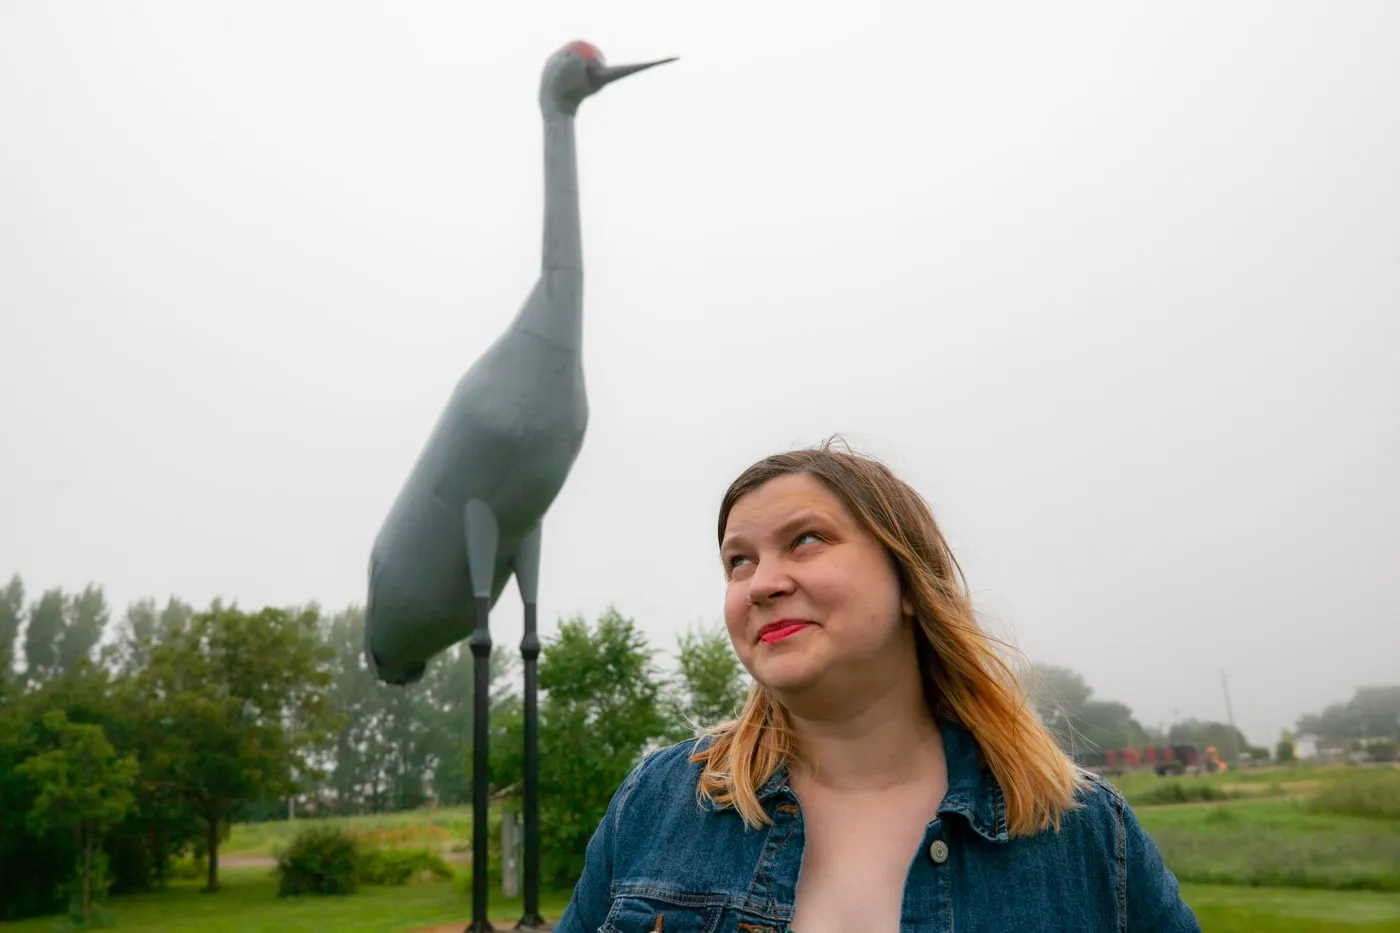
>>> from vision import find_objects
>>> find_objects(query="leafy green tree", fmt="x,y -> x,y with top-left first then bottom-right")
0,574 -> 23,696
0,585 -> 205,917
156,596 -> 194,641
125,598 -> 158,644
115,598 -> 159,676
140,605 -> 337,891
1076,700 -> 1151,751
1026,664 -> 1149,759
323,606 -> 377,813
105,674 -> 204,893
428,643 -> 515,806
662,624 -> 749,740
1167,719 -> 1249,764
1027,664 -> 1092,749
487,690 -> 525,800
0,695 -> 49,919
323,607 -> 429,813
59,585 -> 108,674
321,603 -> 431,814
376,683 -> 435,811
23,587 -> 67,682
320,605 -> 516,814
16,710 -> 138,924
1298,685 -> 1400,741
0,654 -> 131,917
1276,730 -> 1296,763
530,607 -> 668,885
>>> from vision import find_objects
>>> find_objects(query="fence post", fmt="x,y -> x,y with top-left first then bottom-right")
501,809 -> 520,898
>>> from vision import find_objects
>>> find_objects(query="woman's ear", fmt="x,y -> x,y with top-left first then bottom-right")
901,595 -> 915,618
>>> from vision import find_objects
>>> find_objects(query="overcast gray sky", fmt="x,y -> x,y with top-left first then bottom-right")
3,1 -> 1397,746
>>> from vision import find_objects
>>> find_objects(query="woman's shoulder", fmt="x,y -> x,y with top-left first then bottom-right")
612,735 -> 712,812
634,734 -> 711,780
602,734 -> 751,868
1055,768 -> 1136,841
1072,769 -> 1129,813
1064,771 -> 1201,930
988,768 -> 1137,865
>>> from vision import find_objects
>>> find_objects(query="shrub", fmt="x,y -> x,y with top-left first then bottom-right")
1365,741 -> 1399,763
1307,771 -> 1400,821
275,825 -> 361,897
360,848 -> 454,886
1131,781 -> 1240,806
1203,806 -> 1238,826
165,857 -> 203,881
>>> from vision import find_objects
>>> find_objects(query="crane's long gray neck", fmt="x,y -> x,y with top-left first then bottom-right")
520,108 -> 584,354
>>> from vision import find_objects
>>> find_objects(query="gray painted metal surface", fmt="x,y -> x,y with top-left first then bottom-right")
364,41 -> 676,686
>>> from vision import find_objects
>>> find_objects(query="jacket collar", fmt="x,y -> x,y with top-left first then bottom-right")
932,717 -> 1010,843
745,717 -> 1010,843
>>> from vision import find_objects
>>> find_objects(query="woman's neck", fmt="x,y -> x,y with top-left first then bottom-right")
783,672 -> 944,793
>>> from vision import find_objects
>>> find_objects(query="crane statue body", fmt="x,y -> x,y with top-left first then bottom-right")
364,41 -> 675,933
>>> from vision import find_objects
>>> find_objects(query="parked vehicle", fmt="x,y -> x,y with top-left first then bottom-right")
1077,743 -> 1226,776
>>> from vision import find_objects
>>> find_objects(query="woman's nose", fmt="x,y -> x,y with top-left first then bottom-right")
746,557 -> 795,606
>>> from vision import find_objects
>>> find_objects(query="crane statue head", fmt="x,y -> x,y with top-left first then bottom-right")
540,40 -> 677,116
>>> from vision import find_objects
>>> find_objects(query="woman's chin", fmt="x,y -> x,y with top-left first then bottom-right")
753,655 -> 825,695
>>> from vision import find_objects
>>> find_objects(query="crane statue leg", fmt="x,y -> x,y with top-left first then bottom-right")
511,524 -> 547,931
464,500 -> 499,933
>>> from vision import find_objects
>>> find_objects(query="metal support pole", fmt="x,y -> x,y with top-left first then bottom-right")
517,599 -> 546,930
511,523 -> 547,931
466,594 -> 495,933
1221,670 -> 1241,766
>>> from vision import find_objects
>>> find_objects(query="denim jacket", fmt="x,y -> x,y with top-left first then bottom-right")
556,718 -> 1201,932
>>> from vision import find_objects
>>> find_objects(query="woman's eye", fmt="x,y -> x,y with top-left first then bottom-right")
793,531 -> 822,548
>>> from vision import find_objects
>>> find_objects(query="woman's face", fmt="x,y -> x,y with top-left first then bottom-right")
720,473 -> 916,698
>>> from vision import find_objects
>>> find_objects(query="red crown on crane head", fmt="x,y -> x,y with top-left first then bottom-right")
561,40 -> 604,63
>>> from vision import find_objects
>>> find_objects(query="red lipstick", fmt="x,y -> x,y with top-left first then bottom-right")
758,620 -> 811,644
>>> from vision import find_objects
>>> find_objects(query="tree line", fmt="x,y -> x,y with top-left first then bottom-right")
1024,663 -> 1265,764
3,570 -> 1393,924
0,572 -> 749,922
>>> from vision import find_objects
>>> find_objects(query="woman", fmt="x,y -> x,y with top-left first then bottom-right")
557,442 -> 1200,932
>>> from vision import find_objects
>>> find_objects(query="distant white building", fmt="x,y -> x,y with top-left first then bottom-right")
1293,733 -> 1320,760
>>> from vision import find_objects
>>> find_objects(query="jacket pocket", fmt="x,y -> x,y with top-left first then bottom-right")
600,893 -> 726,933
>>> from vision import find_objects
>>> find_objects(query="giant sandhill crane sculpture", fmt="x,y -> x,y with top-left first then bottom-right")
365,40 -> 676,932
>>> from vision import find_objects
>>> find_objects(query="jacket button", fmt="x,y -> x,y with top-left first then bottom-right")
928,840 -> 949,864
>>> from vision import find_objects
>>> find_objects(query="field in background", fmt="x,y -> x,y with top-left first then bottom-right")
4,761 -> 1397,932
224,804 -> 484,859
1127,764 -> 1400,894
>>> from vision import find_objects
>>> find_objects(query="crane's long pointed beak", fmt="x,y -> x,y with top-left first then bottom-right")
591,57 -> 678,88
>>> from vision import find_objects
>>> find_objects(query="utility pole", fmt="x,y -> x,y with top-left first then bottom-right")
1221,671 -> 1242,765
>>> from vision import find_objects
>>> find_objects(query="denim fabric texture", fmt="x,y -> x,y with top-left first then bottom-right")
556,718 -> 1201,932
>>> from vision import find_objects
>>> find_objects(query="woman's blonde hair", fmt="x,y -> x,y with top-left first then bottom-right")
692,440 -> 1086,837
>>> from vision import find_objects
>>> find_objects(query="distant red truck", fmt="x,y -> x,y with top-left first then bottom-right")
1080,744 -> 1222,776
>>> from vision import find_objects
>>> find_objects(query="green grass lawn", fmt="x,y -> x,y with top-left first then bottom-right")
0,867 -> 572,933
8,764 -> 1395,931
1137,799 -> 1400,892
4,871 -> 1400,932
1182,884 -> 1400,932
0,874 -> 1394,930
